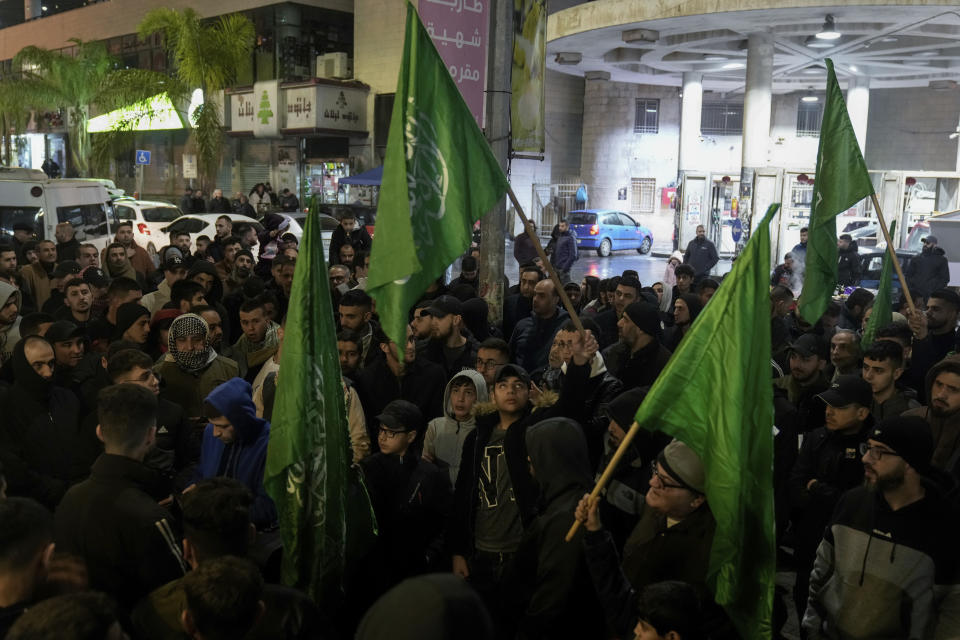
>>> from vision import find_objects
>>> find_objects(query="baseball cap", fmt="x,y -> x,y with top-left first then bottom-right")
46,320 -> 85,343
82,266 -> 110,289
494,363 -> 530,386
52,261 -> 81,279
923,235 -> 938,245
657,440 -> 706,494
424,295 -> 463,318
868,416 -> 934,475
789,333 -> 828,359
375,399 -> 424,434
817,375 -> 874,408
163,255 -> 186,272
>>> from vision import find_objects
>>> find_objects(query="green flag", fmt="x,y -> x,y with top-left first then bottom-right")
862,221 -> 897,346
367,2 -> 510,350
797,58 -> 875,324
632,204 -> 781,640
264,211 -> 369,600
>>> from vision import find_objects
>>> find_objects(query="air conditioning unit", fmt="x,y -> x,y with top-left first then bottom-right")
317,53 -> 353,79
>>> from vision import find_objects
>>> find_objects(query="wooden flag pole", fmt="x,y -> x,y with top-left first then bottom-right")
565,419 -> 645,542
505,186 -> 585,335
870,193 -> 916,315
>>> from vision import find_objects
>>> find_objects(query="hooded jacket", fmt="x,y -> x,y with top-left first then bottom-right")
0,340 -> 94,508
683,236 -> 719,278
836,240 -> 861,286
904,357 -> 960,473
906,245 -> 950,298
449,360 -> 593,557
424,370 -> 489,485
0,281 -> 21,366
513,418 -> 603,639
803,484 -> 959,640
194,378 -> 277,529
551,230 -> 578,272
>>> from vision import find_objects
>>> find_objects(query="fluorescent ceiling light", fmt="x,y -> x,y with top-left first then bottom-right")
917,50 -> 939,56
848,65 -> 859,72
804,68 -> 823,74
801,93 -> 819,102
816,15 -> 842,40
722,62 -> 745,70
704,55 -> 728,61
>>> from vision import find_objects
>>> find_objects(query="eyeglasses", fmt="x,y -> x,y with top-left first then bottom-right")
859,443 -> 901,461
651,464 -> 688,491
378,426 -> 407,439
476,358 -> 505,371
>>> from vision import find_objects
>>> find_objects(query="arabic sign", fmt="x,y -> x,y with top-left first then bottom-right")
512,0 -> 545,153
285,87 -> 316,129
253,80 -> 280,138
418,0 -> 489,126
316,85 -> 366,132
231,93 -> 256,132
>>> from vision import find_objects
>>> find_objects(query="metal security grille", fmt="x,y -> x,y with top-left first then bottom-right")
796,100 -> 824,137
701,102 -> 743,135
634,99 -> 660,133
631,178 -> 656,214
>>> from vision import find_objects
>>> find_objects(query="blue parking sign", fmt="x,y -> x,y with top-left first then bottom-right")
135,150 -> 151,165
731,218 -> 743,243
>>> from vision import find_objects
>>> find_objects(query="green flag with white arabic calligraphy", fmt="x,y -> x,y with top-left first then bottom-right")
264,210 -> 373,601
367,1 -> 510,352
797,58 -> 875,324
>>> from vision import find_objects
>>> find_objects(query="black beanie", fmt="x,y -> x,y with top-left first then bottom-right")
115,302 -> 150,338
623,301 -> 662,339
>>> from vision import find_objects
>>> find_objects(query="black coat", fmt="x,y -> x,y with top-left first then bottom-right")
206,196 -> 233,213
420,331 -> 479,382
683,237 -> 719,278
502,293 -> 532,343
906,246 -> 950,299
328,225 -> 372,266
602,339 -> 671,391
837,241 -> 861,286
509,309 -> 569,377
54,454 -> 186,609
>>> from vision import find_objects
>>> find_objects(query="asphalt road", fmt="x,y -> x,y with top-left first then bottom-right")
502,240 -> 733,287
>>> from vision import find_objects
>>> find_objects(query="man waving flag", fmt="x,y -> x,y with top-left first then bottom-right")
367,1 -> 510,352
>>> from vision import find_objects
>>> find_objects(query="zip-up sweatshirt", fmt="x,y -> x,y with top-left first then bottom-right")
423,369 -> 488,486
803,485 -> 960,639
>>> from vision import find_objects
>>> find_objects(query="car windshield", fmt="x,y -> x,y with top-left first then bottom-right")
569,212 -> 596,224
841,220 -> 870,232
141,206 -> 183,223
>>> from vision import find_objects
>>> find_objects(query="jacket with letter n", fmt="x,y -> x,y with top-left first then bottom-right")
448,360 -> 593,557
803,484 -> 960,640
54,454 -> 187,610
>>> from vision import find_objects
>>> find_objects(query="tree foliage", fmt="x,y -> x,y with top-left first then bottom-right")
138,9 -> 255,186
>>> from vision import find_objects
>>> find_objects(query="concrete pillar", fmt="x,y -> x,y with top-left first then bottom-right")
739,32 -> 774,241
678,72 -> 703,173
846,76 -> 870,155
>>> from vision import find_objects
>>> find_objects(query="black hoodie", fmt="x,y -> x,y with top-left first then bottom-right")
906,244 -> 949,298
0,340 -> 94,508
837,239 -> 861,286
513,418 -> 603,639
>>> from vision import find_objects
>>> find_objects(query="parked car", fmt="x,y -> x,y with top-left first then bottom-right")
287,211 -> 339,257
838,217 -> 880,247
568,209 -> 654,257
857,248 -> 917,297
160,213 -> 304,258
113,200 -> 185,259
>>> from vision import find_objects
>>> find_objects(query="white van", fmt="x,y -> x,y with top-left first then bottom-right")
0,167 -> 116,251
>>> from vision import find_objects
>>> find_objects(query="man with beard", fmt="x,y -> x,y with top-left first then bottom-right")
0,337 -> 90,508
803,416 -> 958,640
101,221 -> 154,278
664,293 -> 702,353
449,255 -> 479,291
0,281 -> 22,366
836,233 -> 861,286
421,295 -> 478,381
103,242 -> 146,290
908,289 -> 960,400
603,301 -> 670,392
154,313 -> 239,420
20,240 -> 57,310
903,356 -> 960,478
207,217 -> 233,264
224,249 -> 254,296
509,279 -> 568,376
775,334 -> 829,433
193,305 -> 227,355
0,244 -> 18,286
87,277 -> 142,342
905,235 -> 949,300
338,289 -> 382,370
683,225 -> 718,283
171,232 -> 194,266
53,278 -> 93,329
232,299 -> 280,383
214,236 -> 240,283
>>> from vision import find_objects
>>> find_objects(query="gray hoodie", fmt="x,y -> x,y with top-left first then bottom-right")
424,369 -> 488,485
0,281 -> 22,366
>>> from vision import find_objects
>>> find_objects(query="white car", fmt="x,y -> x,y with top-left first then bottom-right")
159,213 -> 306,257
113,200 -> 185,259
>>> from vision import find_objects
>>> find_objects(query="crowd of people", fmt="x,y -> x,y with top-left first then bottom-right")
0,206 -> 958,640
177,182 -> 301,217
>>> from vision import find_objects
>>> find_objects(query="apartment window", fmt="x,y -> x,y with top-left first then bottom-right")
631,178 -> 656,215
634,98 -> 660,133
796,100 -> 823,137
701,102 -> 743,135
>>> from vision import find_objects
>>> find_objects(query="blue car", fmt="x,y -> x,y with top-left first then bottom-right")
568,209 -> 654,257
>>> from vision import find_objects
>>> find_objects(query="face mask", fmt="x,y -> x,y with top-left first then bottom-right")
168,313 -> 212,374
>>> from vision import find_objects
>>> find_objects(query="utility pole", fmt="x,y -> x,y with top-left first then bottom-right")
480,0 -> 512,325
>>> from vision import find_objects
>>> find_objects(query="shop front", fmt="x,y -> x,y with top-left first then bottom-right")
225,78 -> 369,206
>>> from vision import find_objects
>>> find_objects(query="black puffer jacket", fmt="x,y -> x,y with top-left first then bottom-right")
906,245 -> 949,298
837,240 -> 861,286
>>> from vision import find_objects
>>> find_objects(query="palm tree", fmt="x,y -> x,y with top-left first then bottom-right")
138,8 -> 255,189
11,38 -> 178,176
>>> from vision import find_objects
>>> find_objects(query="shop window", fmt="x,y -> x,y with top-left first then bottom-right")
634,99 -> 659,134
796,100 -> 823,137
701,102 -> 743,135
